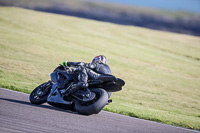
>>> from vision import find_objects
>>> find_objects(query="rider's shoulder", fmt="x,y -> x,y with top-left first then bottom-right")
99,63 -> 110,67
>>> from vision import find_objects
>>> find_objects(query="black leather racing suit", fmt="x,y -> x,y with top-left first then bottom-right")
67,62 -> 112,84
67,62 -> 112,97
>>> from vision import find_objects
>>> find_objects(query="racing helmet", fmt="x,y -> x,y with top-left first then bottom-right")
92,55 -> 107,64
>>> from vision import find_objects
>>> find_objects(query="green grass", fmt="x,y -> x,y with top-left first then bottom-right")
0,7 -> 200,130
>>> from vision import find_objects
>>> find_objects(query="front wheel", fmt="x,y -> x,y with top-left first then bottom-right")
75,88 -> 108,115
29,82 -> 52,104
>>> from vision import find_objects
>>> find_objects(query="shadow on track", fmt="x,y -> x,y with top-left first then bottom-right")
0,98 -> 78,115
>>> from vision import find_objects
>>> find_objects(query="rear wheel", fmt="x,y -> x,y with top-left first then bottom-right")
29,82 -> 52,104
75,88 -> 108,115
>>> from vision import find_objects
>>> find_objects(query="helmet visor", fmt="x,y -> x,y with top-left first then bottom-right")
92,55 -> 107,64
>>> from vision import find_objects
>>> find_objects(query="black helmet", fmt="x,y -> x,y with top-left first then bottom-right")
92,55 -> 107,64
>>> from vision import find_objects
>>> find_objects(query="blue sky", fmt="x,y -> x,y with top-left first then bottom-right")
92,0 -> 200,13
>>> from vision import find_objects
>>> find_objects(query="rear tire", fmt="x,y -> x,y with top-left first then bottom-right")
75,88 -> 108,115
29,82 -> 51,104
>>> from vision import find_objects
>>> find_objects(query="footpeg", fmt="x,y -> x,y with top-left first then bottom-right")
106,99 -> 112,105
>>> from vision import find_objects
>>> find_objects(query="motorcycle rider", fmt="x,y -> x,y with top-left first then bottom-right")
62,55 -> 112,95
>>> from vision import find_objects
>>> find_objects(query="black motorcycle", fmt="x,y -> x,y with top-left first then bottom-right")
29,64 -> 125,115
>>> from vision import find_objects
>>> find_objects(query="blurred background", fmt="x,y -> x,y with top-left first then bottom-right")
0,0 -> 200,36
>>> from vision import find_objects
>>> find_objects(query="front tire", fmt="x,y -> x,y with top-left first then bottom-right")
29,82 -> 52,104
75,88 -> 108,115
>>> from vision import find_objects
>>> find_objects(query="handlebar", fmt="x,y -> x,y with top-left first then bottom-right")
58,64 -> 79,74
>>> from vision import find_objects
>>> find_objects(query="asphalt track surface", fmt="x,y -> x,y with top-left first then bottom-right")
0,88 -> 199,133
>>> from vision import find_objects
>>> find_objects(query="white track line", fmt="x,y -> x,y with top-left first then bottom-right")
0,88 -> 29,95
103,111 -> 200,133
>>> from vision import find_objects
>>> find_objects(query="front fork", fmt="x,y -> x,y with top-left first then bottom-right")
47,83 -> 57,98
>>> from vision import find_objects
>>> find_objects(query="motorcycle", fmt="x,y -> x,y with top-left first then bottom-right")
29,64 -> 125,115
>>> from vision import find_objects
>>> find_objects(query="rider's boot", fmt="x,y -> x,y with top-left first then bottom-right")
73,82 -> 88,89
67,82 -> 88,95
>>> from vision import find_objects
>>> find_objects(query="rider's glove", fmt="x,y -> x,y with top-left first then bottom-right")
66,68 -> 74,74
62,61 -> 68,66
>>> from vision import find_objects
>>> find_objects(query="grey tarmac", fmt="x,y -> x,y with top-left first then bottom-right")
0,88 -> 199,133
